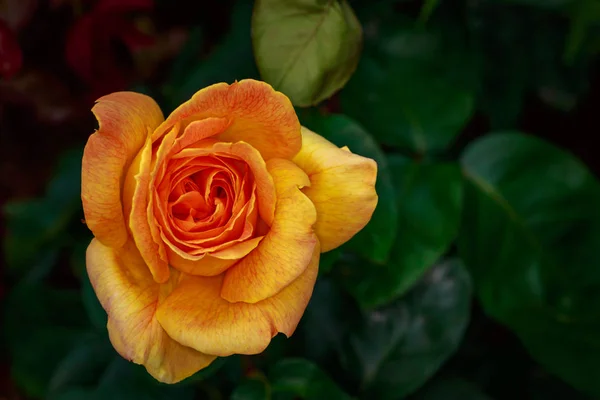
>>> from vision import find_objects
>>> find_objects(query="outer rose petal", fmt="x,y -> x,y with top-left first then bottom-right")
220,158 -> 317,303
293,127 -> 378,252
86,238 -> 216,383
156,242 -> 320,356
152,80 -> 302,160
82,92 -> 164,248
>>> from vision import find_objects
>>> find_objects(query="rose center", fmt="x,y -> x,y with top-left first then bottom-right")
152,141 -> 264,257
170,170 -> 232,222
163,154 -> 254,236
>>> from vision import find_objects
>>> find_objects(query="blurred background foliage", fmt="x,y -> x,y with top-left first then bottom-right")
1,0 -> 600,398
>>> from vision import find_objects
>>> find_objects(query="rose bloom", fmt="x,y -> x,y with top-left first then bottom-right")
82,79 -> 377,383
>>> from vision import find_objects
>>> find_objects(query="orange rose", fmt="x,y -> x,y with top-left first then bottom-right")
81,79 -> 377,383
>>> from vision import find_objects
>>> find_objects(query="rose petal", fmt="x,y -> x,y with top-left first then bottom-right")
293,127 -> 378,252
164,191 -> 258,261
220,158 -> 317,303
171,141 -> 276,226
156,241 -> 320,356
82,92 -> 164,248
86,238 -> 216,383
159,158 -> 252,244
168,117 -> 231,156
125,132 -> 170,283
166,236 -> 264,276
155,140 -> 275,258
152,80 -> 301,160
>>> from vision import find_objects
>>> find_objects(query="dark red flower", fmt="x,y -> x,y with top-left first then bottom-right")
65,0 -> 154,98
0,18 -> 23,79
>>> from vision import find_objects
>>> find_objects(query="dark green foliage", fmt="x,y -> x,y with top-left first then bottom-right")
3,0 -> 600,398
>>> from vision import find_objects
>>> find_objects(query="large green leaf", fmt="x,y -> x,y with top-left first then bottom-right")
467,1 -> 591,122
230,359 -> 352,400
252,0 -> 362,107
4,283 -> 89,398
564,0 -> 600,63
92,357 -> 195,400
231,378 -> 271,400
338,156 -> 463,308
298,113 -> 397,263
80,270 -> 108,331
493,0 -> 574,8
466,3 -> 530,128
302,279 -> 354,367
340,18 -> 475,154
413,378 -> 492,400
49,388 -> 96,400
303,261 -> 471,399
69,236 -> 107,330
269,358 -> 352,399
318,247 -> 343,275
47,332 -> 114,395
344,259 -> 472,399
3,148 -> 83,279
532,17 -> 590,112
458,132 -> 600,396
418,0 -> 441,23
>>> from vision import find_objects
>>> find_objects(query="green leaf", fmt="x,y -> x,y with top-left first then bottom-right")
564,0 -> 600,63
530,15 -> 590,112
466,3 -> 530,129
339,156 -> 463,308
458,132 -> 600,396
494,0 -> 574,8
3,148 -> 83,278
231,378 -> 271,400
81,268 -> 108,331
4,283 -> 89,398
45,147 -> 84,205
70,234 -> 92,279
466,2 -> 591,123
47,332 -> 114,394
418,0 -> 441,23
69,234 -> 107,330
299,113 -> 398,263
269,358 -> 352,399
252,0 -> 363,107
178,356 -> 228,385
413,378 -> 492,400
529,369 -> 596,400
318,246 -> 342,275
344,259 -> 471,399
340,20 -> 475,154
95,357 -> 195,400
49,388 -> 96,400
301,279 -> 355,367
10,328 -> 87,399
50,348 -> 219,400
302,262 -> 471,398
